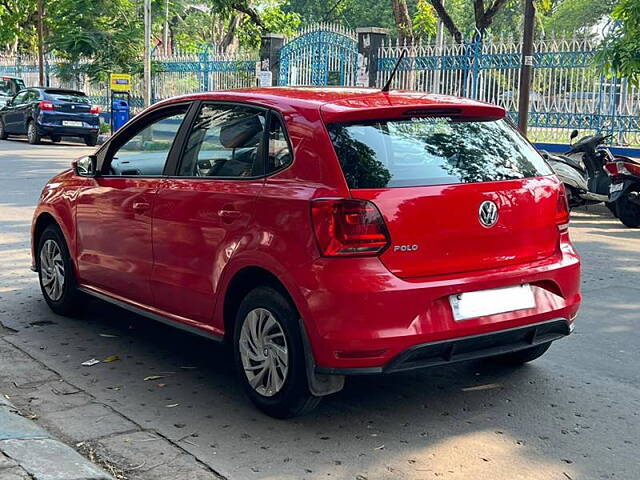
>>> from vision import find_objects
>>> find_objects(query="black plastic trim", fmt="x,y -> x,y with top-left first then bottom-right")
316,318 -> 571,376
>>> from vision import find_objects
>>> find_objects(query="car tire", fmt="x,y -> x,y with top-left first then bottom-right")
0,119 -> 8,140
50,135 -> 61,143
27,120 -> 41,145
37,224 -> 84,316
616,187 -> 640,228
84,135 -> 98,147
233,286 -> 321,418
491,342 -> 551,366
605,201 -> 618,218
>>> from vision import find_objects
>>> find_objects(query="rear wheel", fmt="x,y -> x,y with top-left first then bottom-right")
0,119 -> 8,140
605,201 -> 618,217
50,135 -> 61,143
37,225 -> 84,316
84,134 -> 98,147
233,286 -> 320,418
617,187 -> 640,228
27,121 -> 40,145
490,343 -> 551,366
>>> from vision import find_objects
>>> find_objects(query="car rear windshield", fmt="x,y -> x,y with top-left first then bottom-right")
327,117 -> 552,189
45,90 -> 89,104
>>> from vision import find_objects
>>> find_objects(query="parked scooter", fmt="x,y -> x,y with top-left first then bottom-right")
542,130 -> 616,210
604,159 -> 640,228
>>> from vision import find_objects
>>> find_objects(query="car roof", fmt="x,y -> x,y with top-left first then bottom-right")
154,87 -> 505,121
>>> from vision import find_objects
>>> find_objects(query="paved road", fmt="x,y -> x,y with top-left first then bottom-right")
0,139 -> 639,480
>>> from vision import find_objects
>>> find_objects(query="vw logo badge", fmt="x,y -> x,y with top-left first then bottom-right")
478,200 -> 499,228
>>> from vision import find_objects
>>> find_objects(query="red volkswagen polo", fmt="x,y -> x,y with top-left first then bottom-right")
31,88 -> 580,417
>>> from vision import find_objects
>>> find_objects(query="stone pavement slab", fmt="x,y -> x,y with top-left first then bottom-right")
6,380 -> 93,414
42,403 -> 138,443
0,405 -> 48,441
1,438 -> 112,480
94,431 -> 221,480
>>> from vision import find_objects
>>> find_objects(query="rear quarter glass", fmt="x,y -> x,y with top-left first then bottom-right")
327,117 -> 552,189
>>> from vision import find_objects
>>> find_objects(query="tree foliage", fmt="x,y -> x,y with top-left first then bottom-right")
597,0 -> 640,85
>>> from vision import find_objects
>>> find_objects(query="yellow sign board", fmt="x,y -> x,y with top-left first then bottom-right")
109,73 -> 132,92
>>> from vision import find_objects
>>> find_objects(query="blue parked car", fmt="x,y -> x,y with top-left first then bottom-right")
0,87 -> 100,146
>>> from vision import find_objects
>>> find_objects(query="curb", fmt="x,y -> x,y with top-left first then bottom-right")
0,398 -> 113,480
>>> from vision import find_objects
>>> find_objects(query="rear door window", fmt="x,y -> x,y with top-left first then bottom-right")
327,117 -> 552,189
178,103 -> 266,178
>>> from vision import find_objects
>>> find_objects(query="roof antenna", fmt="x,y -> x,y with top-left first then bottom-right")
381,49 -> 407,93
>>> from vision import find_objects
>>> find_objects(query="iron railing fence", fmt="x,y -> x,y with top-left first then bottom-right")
0,49 -> 259,113
376,33 -> 640,146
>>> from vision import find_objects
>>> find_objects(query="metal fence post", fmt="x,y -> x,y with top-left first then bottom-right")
469,34 -> 481,100
200,46 -> 211,92
260,34 -> 285,86
356,28 -> 389,88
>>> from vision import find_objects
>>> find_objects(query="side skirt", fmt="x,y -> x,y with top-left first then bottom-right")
78,286 -> 224,343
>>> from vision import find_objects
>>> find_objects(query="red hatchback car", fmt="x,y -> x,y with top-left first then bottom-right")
31,88 -> 581,417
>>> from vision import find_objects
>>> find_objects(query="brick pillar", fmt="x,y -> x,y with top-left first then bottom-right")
356,28 -> 389,88
259,34 -> 285,86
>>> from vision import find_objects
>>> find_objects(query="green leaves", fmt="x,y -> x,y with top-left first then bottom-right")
597,0 -> 640,85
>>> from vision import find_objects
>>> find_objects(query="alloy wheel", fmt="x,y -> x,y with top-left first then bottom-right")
28,123 -> 37,143
239,308 -> 289,397
40,239 -> 65,301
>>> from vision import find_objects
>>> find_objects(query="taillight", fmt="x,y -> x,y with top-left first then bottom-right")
90,105 -> 101,114
39,101 -> 54,111
556,185 -> 570,231
604,161 -> 640,178
311,198 -> 390,256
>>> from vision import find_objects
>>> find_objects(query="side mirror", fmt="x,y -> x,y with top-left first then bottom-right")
569,129 -> 579,143
73,155 -> 98,177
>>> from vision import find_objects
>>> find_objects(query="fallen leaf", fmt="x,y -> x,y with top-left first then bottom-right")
99,334 -> 118,338
103,355 -> 119,363
81,359 -> 100,367
166,403 -> 179,408
144,375 -> 167,381
157,383 -> 166,388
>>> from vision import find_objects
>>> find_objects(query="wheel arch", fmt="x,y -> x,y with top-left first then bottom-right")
222,266 -> 295,343
32,211 -> 75,273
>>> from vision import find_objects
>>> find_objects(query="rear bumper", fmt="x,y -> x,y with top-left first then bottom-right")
37,122 -> 99,137
316,318 -> 571,375
296,238 -> 581,372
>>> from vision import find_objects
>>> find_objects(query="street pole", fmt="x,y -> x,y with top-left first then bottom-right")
143,0 -> 152,108
164,0 -> 169,55
37,0 -> 45,86
517,0 -> 535,136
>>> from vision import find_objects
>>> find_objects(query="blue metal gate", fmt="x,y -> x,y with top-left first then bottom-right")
279,24 -> 359,87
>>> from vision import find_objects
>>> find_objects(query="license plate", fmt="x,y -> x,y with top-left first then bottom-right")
610,182 -> 624,193
62,120 -> 83,127
449,284 -> 535,321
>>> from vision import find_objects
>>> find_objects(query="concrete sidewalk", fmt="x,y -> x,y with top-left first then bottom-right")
0,394 -> 112,480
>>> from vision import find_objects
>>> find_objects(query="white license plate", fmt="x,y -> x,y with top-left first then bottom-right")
62,120 -> 83,127
610,182 -> 624,193
449,284 -> 535,321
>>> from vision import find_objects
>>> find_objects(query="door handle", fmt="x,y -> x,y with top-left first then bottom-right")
218,209 -> 241,220
132,202 -> 150,212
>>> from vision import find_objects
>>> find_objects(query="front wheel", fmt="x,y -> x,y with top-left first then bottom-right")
37,225 -> 84,316
50,135 -> 61,143
490,343 -> 551,366
84,134 -> 98,147
617,188 -> 640,228
233,286 -> 320,418
27,121 -> 41,145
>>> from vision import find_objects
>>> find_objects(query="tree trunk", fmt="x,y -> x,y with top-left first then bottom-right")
390,0 -> 414,44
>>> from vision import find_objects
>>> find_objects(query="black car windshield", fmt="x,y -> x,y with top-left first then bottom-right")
0,78 -> 25,96
327,117 -> 553,189
45,90 -> 89,104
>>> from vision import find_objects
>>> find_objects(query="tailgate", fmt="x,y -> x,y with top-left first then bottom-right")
355,177 -> 561,278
